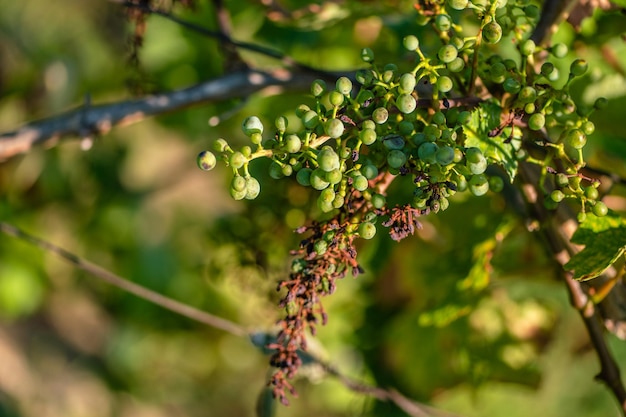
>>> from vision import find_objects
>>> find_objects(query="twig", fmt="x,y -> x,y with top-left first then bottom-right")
0,68 -> 345,161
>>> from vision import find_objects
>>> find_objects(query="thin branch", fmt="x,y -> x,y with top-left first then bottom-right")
0,68 -> 345,161
0,220 -> 466,416
0,221 -> 248,337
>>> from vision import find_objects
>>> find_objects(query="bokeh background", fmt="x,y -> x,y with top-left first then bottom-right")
1,1 -> 626,416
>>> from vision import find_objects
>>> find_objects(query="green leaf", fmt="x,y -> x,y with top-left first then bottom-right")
565,213 -> 626,280
464,100 -> 520,180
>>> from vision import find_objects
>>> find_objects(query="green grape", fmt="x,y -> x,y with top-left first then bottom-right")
242,116 -> 264,136
326,169 -> 342,184
565,129 -> 586,149
503,59 -> 517,71
382,69 -> 395,83
447,57 -> 465,72
250,132 -> 262,145
438,45 -> 458,63
503,77 -> 521,94
555,173 -> 569,188
435,146 -> 455,166
396,94 -> 417,114
465,147 -> 483,163
310,168 -> 330,190
282,164 -> 293,176
356,69 -> 374,85
325,119 -> 345,139
570,59 -> 588,77
302,111 -> 320,129
359,222 -> 377,239
435,14 -> 452,32
353,175 -> 369,191
528,113 -> 545,130
582,121 -> 595,135
594,97 -> 608,110
245,177 -> 261,200
399,73 -> 417,94
453,173 -> 468,191
585,186 -> 599,200
269,161 -> 284,179
490,62 -> 507,83
275,116 -> 288,133
197,150 -> 217,171
320,187 -> 335,204
361,47 -> 375,62
356,89 -> 375,106
336,77 -> 353,95
524,103 -> 536,114
231,175 -> 247,192
457,111 -> 471,124
329,91 -> 344,107
469,174 -> 489,196
241,146 -> 252,158
284,134 -> 302,153
551,43 -> 568,58
482,22 -> 502,44
371,193 -> 386,209
314,239 -> 328,255
489,176 -> 504,193
318,146 -> 340,172
541,62 -> 555,76
295,104 -> 311,118
230,151 -> 246,169
339,146 -> 351,160
403,35 -> 419,51
362,164 -> 379,179
362,120 -> 376,130
465,147 -> 487,174
214,138 -> 230,152
387,150 -> 407,168
524,4 -> 540,19
360,128 -> 377,145
437,76 -> 453,93
311,79 -> 326,97
398,120 -> 415,136
593,201 -> 608,217
372,107 -> 389,124
383,135 -> 405,150
296,167 -> 312,186
230,185 -> 247,200
520,39 -> 535,56
332,194 -> 345,209
550,189 -> 565,203
448,0 -> 469,10
518,86 -> 537,103
418,142 -> 439,164
433,112 -> 446,126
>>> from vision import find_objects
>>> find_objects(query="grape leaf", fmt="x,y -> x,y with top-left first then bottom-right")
565,213 -> 626,281
463,100 -> 520,180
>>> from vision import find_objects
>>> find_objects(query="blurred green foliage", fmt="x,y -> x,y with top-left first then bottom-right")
1,1 -> 626,417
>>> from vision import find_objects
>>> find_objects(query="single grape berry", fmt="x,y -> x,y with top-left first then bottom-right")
570,59 -> 588,77
318,146 -> 340,172
594,97 -> 608,110
447,57 -> 465,72
585,186 -> 599,200
551,43 -> 568,58
520,39 -> 535,56
418,142 -> 439,164
284,134 -> 302,153
482,22 -> 503,44
361,47 -> 375,62
582,121 -> 595,135
359,222 -> 377,239
448,0 -> 469,10
242,116 -> 264,136
387,149 -> 407,169
550,189 -> 565,203
214,138 -> 230,152
593,201 -> 608,217
528,113 -> 545,130
565,129 -> 586,149
326,169 -> 342,184
489,176 -> 504,193
438,45 -> 458,64
325,118 -> 345,139
435,14 -> 452,32
469,174 -> 489,196
403,35 -> 419,51
399,73 -> 417,94
353,175 -> 369,191
503,77 -> 521,94
362,164 -> 378,179
230,151 -> 247,169
435,146 -> 455,166
296,168 -> 312,186
371,193 -> 386,209
518,86 -> 537,103
396,94 -> 417,114
360,128 -> 377,145
245,177 -> 261,200
310,168 -> 330,190
372,107 -> 389,124
541,62 -> 555,77
197,151 -> 217,171
336,77 -> 353,95
311,79 -> 326,97
302,111 -> 320,130
437,76 -> 453,93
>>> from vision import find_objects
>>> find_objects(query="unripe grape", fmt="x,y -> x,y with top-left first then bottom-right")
284,134 -> 302,153
565,129 -> 586,149
594,97 -> 608,110
489,176 -> 504,193
230,151 -> 246,169
398,120 -> 415,136
282,164 -> 293,177
311,79 -> 326,97
457,111 -> 471,124
214,138 -> 230,152
518,86 -> 537,103
269,161 -> 284,179
296,167 -> 312,186
593,201 -> 608,217
503,77 -> 521,94
314,239 -> 328,254
310,168 -> 330,190
383,135 -> 405,150
524,103 -> 536,114
230,185 -> 247,200
360,128 -> 377,145
325,119 -> 345,139
465,147 -> 484,163
448,57 -> 465,72
197,150 -> 217,171
319,187 -> 335,204
551,43 -> 568,58
570,59 -> 588,77
362,120 -> 376,130
418,142 -> 439,163
245,177 -> 261,199
387,149 -> 407,168
556,173 -> 569,188
302,111 -> 320,129
403,35 -> 419,51
372,193 -> 386,209
437,76 -> 453,93
275,116 -> 288,133
399,73 -> 417,93
582,121 -> 595,135
250,132 -> 263,145
438,45 -> 458,63
353,175 -> 369,191
329,91 -> 344,107
242,116 -> 264,136
231,175 -> 247,192
359,222 -> 377,239
524,4 -> 540,19
482,22 -> 502,44
435,14 -> 452,32
465,147 -> 487,174
356,69 -> 374,86
469,174 -> 489,196
435,146 -> 455,166
326,169 -> 342,184
396,94 -> 417,114
332,194 -> 345,209
433,112 -> 446,126
528,113 -> 545,130
372,107 -> 389,124
448,0 -> 469,10
585,186 -> 599,200
336,77 -> 353,95
318,147 -> 340,172
520,39 -> 535,56
541,62 -> 555,76
362,164 -> 379,179
550,189 -> 565,203
361,47 -> 375,62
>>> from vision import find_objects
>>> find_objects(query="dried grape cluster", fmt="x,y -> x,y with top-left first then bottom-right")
198,0 -> 606,404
